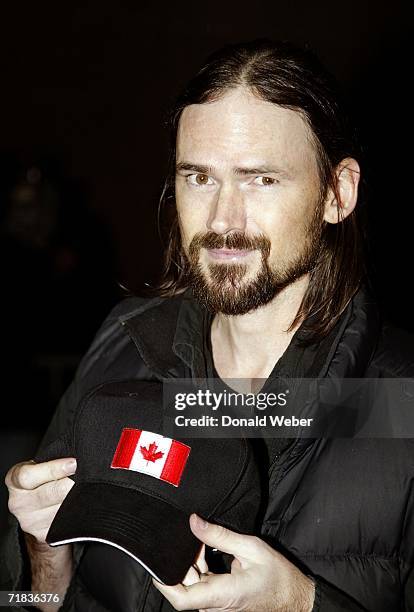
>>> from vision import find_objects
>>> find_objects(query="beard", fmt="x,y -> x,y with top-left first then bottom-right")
183,205 -> 325,316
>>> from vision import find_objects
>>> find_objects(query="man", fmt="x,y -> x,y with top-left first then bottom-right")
3,40 -> 414,611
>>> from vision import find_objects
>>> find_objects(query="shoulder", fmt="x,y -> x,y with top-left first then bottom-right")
370,320 -> 414,377
104,293 -> 184,324
35,294 -> 184,453
103,294 -> 165,320
82,292 -> 187,378
90,293 -> 183,340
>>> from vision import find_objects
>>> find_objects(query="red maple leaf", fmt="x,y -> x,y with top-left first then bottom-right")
140,442 -> 164,464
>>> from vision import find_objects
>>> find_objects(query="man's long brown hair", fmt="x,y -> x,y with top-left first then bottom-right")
155,39 -> 367,343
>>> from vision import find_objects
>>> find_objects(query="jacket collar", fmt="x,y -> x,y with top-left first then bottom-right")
119,286 -> 381,381
119,296 -> 184,379
320,287 -> 381,379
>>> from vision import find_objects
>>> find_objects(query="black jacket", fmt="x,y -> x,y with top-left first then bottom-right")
2,287 -> 414,611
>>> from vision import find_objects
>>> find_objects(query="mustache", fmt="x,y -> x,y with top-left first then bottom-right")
189,231 -> 271,256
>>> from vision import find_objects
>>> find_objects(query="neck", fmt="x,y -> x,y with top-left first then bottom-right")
210,275 -> 309,380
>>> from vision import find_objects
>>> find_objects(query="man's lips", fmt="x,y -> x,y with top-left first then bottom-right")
206,248 -> 254,261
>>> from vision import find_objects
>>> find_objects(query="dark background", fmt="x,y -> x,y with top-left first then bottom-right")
0,1 -> 412,527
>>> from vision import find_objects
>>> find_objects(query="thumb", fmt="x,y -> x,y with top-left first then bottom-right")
189,514 -> 258,559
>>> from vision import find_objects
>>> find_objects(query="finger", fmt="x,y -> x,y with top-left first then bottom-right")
181,566 -> 201,587
35,477 -> 75,509
8,477 -> 74,516
18,503 -> 62,541
154,574 -> 228,611
194,544 -> 209,574
6,458 -> 77,491
189,514 -> 260,559
152,580 -> 186,601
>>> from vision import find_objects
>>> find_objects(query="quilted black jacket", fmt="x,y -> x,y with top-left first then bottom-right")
2,287 -> 414,611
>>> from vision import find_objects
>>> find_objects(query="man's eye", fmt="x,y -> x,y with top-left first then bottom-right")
187,173 -> 213,186
253,176 -> 277,186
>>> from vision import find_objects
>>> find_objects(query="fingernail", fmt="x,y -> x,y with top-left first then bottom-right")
63,459 -> 77,475
195,514 -> 208,529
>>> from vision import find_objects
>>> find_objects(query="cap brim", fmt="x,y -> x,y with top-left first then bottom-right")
46,482 -> 202,585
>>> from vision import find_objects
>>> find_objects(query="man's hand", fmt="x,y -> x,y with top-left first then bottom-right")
5,458 -> 77,611
5,457 -> 76,543
153,514 -> 315,612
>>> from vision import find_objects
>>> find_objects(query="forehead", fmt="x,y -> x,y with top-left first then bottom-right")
176,87 -> 318,173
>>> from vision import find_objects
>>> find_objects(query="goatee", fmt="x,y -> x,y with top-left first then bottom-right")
184,223 -> 323,315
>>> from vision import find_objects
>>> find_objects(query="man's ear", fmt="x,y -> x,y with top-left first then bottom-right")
323,157 -> 360,224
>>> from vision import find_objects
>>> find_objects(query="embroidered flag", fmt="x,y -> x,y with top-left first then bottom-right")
111,428 -> 190,487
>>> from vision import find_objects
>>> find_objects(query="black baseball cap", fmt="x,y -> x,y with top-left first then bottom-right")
35,380 -> 262,585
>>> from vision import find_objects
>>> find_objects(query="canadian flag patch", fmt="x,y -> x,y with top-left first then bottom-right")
111,428 -> 190,487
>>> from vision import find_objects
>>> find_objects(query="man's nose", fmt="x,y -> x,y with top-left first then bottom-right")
206,185 -> 247,234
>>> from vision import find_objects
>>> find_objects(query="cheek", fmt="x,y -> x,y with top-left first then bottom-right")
251,189 -> 317,259
176,200 -> 207,249
176,184 -> 215,242
246,200 -> 304,240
